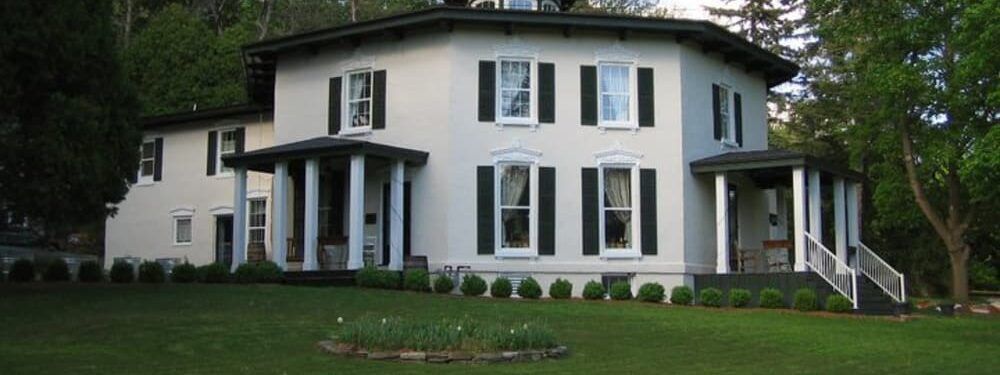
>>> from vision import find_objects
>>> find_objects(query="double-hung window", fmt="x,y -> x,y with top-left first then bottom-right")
138,140 -> 155,183
599,165 -> 639,256
217,129 -> 238,175
248,199 -> 267,248
346,70 -> 373,130
174,216 -> 192,246
507,0 -> 534,10
497,58 -> 534,124
598,62 -> 635,128
496,163 -> 536,256
717,84 -> 732,142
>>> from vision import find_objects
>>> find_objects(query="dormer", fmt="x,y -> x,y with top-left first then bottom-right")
445,0 -> 575,12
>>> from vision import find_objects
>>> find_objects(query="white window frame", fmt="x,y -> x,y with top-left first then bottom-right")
215,127 -> 239,176
506,0 -> 535,10
170,209 -> 194,246
341,68 -> 374,135
594,144 -> 643,259
597,61 -> 638,129
471,0 -> 498,9
540,0 -> 560,11
495,56 -> 538,127
246,197 -> 268,250
717,83 -> 739,147
492,141 -> 541,258
137,139 -> 156,185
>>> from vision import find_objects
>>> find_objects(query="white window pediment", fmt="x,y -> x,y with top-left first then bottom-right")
494,38 -> 540,59
169,207 -> 195,217
492,139 -> 542,164
209,206 -> 233,215
595,43 -> 640,64
594,142 -> 643,165
340,53 -> 375,73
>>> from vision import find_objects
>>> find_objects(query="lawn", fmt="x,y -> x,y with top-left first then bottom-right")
0,284 -> 997,374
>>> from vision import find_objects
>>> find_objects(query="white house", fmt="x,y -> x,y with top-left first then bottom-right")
105,1 -> 905,313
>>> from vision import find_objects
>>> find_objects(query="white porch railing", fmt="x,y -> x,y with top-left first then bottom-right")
857,242 -> 906,303
804,233 -> 858,309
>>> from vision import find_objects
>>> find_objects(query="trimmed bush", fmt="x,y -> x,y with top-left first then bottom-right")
198,263 -> 229,283
170,263 -> 198,283
700,287 -> 723,307
548,278 -> 573,299
518,277 -> 543,299
826,294 -> 853,313
793,289 -> 818,311
460,274 -> 487,296
355,266 -> 399,289
109,261 -> 135,283
403,269 -> 431,292
255,261 -> 283,283
9,259 -> 35,282
433,274 -> 454,294
378,270 -> 401,289
138,261 -> 165,283
670,285 -> 694,305
729,288 -> 751,308
637,282 -> 665,303
233,263 -> 257,283
609,281 -> 632,300
490,277 -> 513,298
582,280 -> 606,300
43,258 -> 71,282
759,288 -> 785,308
77,261 -> 103,282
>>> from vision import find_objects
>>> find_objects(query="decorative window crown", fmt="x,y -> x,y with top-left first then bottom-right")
594,141 -> 643,165
492,139 -> 542,163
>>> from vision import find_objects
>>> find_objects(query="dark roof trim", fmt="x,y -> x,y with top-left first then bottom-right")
222,137 -> 429,173
690,150 -> 864,181
142,104 -> 271,129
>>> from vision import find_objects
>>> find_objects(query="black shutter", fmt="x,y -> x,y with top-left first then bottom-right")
478,61 -> 495,122
581,168 -> 599,255
638,67 -> 655,127
734,92 -> 743,146
372,70 -> 386,129
539,63 -> 555,124
712,84 -> 722,140
329,77 -> 342,135
477,166 -> 495,255
640,169 -> 657,255
539,167 -> 556,255
580,65 -> 597,126
153,137 -> 163,182
206,131 -> 217,176
234,127 -> 245,153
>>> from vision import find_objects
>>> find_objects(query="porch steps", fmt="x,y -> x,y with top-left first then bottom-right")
857,274 -> 902,316
283,270 -> 356,287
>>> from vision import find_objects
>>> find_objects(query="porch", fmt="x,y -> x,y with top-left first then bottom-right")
222,137 -> 428,272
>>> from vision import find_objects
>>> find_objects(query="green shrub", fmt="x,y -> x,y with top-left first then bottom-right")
490,277 -> 513,298
793,289 -> 818,311
198,263 -> 229,283
9,259 -> 35,282
254,261 -> 284,283
518,277 -> 543,299
170,263 -> 198,283
355,266 -> 380,288
109,261 -> 135,283
460,274 -> 487,296
670,285 -> 694,305
338,316 -> 557,352
548,278 -> 573,299
583,280 -> 606,300
759,288 -> 785,308
43,258 -> 70,282
609,281 -> 632,300
826,294 -> 853,313
138,261 -> 165,283
77,261 -> 103,282
379,270 -> 401,289
233,263 -> 258,283
637,282 -> 665,302
403,269 -> 431,292
433,274 -> 454,294
700,287 -> 723,307
729,288 -> 751,308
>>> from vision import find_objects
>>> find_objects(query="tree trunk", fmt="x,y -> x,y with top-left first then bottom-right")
948,244 -> 970,303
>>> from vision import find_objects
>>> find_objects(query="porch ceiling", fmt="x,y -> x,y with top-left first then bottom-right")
222,137 -> 429,173
690,149 -> 864,184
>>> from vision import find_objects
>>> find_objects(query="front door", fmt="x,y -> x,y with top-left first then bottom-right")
381,182 -> 411,266
215,215 -> 233,267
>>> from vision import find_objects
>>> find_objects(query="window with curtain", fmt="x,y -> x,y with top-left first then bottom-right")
248,199 -> 267,247
499,59 -> 532,120
599,63 -> 631,125
718,85 -> 731,140
472,0 -> 497,8
347,70 -> 373,128
139,141 -> 155,181
540,0 -> 560,11
499,164 -> 531,249
218,129 -> 237,175
602,167 -> 632,250
174,216 -> 192,245
508,0 -> 534,10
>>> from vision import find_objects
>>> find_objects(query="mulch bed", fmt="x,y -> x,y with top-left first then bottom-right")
316,340 -> 568,364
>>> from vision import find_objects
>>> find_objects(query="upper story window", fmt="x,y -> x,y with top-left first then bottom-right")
217,128 -> 238,175
540,0 -> 560,11
712,83 -> 742,147
471,0 -> 560,11
472,0 -> 497,9
346,69 -> 373,129
138,140 -> 155,183
497,58 -> 535,124
508,0 -> 534,10
599,63 -> 633,127
717,85 -> 731,140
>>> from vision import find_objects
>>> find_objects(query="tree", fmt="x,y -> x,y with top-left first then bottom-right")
572,0 -> 658,16
705,0 -> 800,58
0,1 -> 141,241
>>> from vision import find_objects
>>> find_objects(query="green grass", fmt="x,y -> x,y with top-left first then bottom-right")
0,284 -> 997,374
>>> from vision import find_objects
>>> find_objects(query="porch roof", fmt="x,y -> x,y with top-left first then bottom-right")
222,136 -> 429,173
690,149 -> 864,182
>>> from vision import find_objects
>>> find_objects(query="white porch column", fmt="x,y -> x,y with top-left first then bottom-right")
389,160 -> 405,271
347,155 -> 366,270
715,172 -> 730,274
792,166 -> 807,272
808,169 -> 822,242
833,177 -> 848,265
303,158 -> 319,271
272,161 -> 288,270
231,167 -> 248,272
846,182 -> 860,249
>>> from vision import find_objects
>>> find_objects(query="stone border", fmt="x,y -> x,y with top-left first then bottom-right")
317,340 -> 568,364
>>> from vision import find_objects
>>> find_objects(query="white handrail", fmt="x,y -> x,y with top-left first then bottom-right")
804,233 -> 858,309
857,242 -> 906,303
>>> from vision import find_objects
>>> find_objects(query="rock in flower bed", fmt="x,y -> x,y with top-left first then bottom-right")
320,316 -> 567,364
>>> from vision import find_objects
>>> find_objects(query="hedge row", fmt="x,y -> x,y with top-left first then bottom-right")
3,259 -> 284,284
